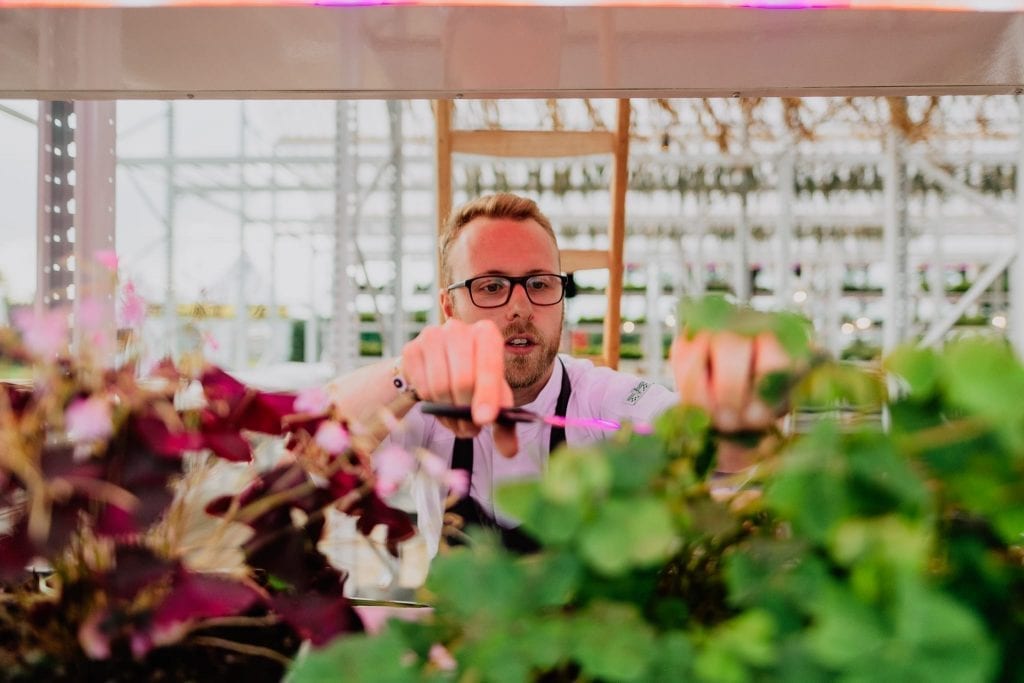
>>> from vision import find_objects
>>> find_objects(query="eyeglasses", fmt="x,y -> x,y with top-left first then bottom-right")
446,273 -> 569,308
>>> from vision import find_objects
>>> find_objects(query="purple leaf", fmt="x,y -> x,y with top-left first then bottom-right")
100,545 -> 174,601
149,569 -> 262,647
271,591 -> 362,647
0,520 -> 37,581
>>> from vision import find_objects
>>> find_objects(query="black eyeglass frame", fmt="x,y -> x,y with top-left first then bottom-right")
445,273 -> 570,308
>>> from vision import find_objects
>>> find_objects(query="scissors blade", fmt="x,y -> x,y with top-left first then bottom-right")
419,403 -> 624,432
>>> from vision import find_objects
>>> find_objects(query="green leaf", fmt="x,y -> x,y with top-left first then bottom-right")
578,498 -> 678,576
570,602 -> 658,682
695,611 -> 778,683
647,631 -> 695,682
495,480 -> 584,546
805,585 -> 886,669
679,295 -> 735,335
288,630 -> 417,683
941,338 -> 1024,427
541,447 -> 612,506
604,434 -> 668,495
425,541 -> 528,621
885,344 -> 940,399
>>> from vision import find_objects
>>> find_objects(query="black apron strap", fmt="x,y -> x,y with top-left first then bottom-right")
448,359 -> 573,554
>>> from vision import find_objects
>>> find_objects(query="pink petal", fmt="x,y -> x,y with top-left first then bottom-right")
315,422 -> 349,455
78,608 -> 113,660
420,451 -> 448,480
77,297 -> 105,330
429,643 -> 457,671
93,249 -> 119,272
13,307 -> 68,358
375,445 -> 415,483
202,331 -> 220,352
295,386 -> 331,415
65,396 -> 113,443
118,281 -> 147,328
444,469 -> 470,498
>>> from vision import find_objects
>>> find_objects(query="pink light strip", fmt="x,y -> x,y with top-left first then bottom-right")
1,0 -> 1022,9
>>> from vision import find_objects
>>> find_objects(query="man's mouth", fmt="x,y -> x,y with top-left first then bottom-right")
505,335 -> 537,352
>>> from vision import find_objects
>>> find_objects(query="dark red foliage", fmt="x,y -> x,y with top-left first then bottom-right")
149,568 -> 262,639
1,382 -> 33,416
355,494 -> 417,556
0,521 -> 38,581
199,367 -> 296,436
132,413 -> 205,457
271,589 -> 363,647
101,546 -> 175,601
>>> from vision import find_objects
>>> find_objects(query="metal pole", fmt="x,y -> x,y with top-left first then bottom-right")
164,102 -> 177,358
826,235 -> 842,357
330,100 -> 358,373
644,236 -> 662,377
72,101 -> 118,363
388,101 -> 406,359
306,239 -> 318,363
776,144 -> 795,309
883,126 -> 910,354
233,102 -> 248,369
1012,94 -> 1024,357
734,192 -> 751,303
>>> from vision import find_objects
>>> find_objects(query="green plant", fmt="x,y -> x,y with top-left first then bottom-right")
292,296 -> 1024,683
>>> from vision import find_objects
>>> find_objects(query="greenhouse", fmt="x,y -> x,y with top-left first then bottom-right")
1,2 -> 1024,681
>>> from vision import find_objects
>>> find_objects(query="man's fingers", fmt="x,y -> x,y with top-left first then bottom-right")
708,332 -> 754,432
445,322 -> 477,409
470,321 -> 506,425
418,326 -> 455,405
670,331 -> 713,414
438,416 -> 481,439
743,332 -> 794,428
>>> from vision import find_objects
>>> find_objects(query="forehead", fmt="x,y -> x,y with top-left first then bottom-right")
450,217 -> 559,277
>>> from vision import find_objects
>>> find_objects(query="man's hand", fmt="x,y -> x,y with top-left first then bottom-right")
401,319 -> 518,456
669,330 -> 792,433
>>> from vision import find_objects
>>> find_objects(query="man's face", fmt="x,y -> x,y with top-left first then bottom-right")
442,217 -> 564,396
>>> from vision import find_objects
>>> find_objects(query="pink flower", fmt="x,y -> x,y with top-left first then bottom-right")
295,386 -> 331,415
314,421 -> 349,455
444,469 -> 470,498
13,307 -> 68,358
374,445 -> 416,498
429,643 -> 457,671
420,451 -> 468,497
118,281 -> 146,328
420,451 -> 448,480
77,297 -> 106,330
202,331 -> 220,352
65,396 -> 113,443
93,249 -> 119,272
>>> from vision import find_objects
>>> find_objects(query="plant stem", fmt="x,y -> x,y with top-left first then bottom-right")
189,635 -> 292,666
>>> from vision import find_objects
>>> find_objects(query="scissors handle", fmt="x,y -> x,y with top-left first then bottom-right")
419,402 -> 535,426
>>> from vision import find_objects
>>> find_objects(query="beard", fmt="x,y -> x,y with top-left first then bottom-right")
503,314 -> 562,391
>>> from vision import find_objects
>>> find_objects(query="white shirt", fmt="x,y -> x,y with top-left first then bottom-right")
385,354 -> 679,556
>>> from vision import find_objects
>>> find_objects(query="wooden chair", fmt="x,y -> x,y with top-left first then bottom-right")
434,99 -> 630,369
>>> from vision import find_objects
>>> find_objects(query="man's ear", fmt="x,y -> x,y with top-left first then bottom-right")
440,288 -> 455,320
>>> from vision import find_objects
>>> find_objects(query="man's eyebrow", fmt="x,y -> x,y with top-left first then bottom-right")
475,269 -> 555,277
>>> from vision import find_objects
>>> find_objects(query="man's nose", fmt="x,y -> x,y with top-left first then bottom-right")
505,281 -> 534,316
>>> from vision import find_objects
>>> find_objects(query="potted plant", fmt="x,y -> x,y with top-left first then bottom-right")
290,297 -> 1024,683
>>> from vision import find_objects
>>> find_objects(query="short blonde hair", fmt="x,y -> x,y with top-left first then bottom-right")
439,193 -> 558,287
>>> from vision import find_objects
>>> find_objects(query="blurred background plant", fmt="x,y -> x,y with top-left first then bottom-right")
0,299 -> 418,681
291,297 -> 1024,683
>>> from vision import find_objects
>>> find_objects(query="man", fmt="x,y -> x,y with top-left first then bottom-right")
331,193 -> 788,556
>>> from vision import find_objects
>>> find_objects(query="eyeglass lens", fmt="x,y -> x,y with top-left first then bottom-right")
469,275 -> 564,307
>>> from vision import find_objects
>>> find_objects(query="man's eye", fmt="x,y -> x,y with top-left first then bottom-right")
528,280 -> 551,290
476,280 -> 508,294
